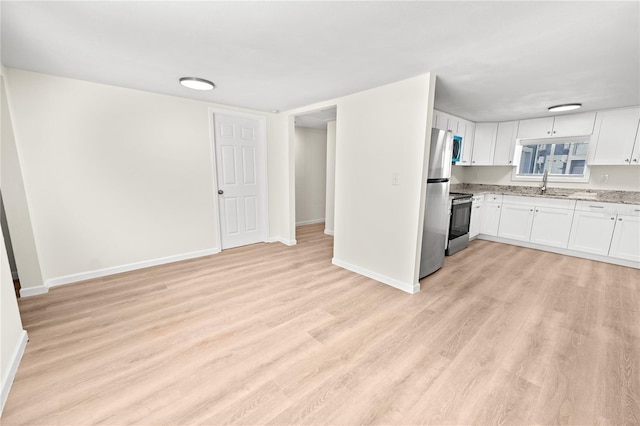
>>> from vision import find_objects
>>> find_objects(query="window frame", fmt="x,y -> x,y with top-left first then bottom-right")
511,136 -> 592,183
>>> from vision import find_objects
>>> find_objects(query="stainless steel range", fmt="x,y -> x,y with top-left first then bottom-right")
446,192 -> 473,256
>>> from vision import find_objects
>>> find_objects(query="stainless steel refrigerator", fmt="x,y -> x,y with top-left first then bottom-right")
419,128 -> 452,279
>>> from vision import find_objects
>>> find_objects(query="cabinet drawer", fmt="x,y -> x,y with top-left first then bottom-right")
575,200 -> 631,213
485,194 -> 503,203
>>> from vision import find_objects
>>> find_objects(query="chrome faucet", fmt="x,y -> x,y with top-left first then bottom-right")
540,169 -> 549,195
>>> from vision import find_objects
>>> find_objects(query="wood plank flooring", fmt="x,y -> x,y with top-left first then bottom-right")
3,223 -> 640,425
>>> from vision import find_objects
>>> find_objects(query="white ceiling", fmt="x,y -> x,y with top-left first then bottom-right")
2,1 -> 638,122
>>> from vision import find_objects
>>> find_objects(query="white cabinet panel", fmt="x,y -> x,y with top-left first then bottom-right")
530,207 -> 573,248
517,117 -> 554,139
609,214 -> 640,262
552,112 -> 596,137
498,203 -> 535,242
480,202 -> 502,236
469,200 -> 483,239
568,210 -> 616,255
632,121 -> 640,165
472,123 -> 497,165
493,121 -> 519,166
433,110 -> 449,131
591,108 -> 640,166
459,121 -> 475,166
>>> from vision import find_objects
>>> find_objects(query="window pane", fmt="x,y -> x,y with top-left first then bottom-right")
516,141 -> 589,177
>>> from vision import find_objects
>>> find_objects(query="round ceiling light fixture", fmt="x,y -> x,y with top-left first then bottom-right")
548,103 -> 582,112
179,77 -> 215,91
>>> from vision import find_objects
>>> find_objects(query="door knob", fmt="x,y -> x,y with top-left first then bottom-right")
218,190 -> 224,195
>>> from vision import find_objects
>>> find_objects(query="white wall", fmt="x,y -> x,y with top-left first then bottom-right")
325,121 -> 336,234
295,127 -> 327,225
461,164 -> 640,191
3,69 -> 287,291
332,74 -> 433,292
1,74 -> 45,293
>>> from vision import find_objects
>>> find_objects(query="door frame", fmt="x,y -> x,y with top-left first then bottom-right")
208,107 -> 270,250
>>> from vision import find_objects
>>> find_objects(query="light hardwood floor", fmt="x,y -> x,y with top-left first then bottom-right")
3,223 -> 640,425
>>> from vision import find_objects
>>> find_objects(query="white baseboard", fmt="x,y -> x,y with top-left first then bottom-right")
266,237 -> 297,246
19,285 -> 48,298
1,330 -> 28,415
476,235 -> 640,269
332,257 -> 419,294
20,247 -> 221,298
324,229 -> 334,236
295,218 -> 325,226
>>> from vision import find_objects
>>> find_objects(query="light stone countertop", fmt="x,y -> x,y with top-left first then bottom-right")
450,183 -> 640,205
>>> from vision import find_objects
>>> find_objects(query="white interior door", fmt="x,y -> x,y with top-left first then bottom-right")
214,113 -> 266,249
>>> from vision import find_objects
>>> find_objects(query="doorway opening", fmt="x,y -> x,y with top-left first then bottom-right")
293,107 -> 337,244
1,191 -> 20,298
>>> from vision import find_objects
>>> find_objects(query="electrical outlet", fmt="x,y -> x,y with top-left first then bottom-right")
392,173 -> 400,185
600,174 -> 609,183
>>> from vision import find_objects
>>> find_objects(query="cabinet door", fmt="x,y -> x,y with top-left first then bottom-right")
517,117 -> 554,139
469,202 -> 483,239
433,110 -> 449,131
568,210 -> 616,255
630,121 -> 640,166
471,123 -> 497,165
480,203 -> 501,236
609,214 -> 640,261
459,121 -> 475,166
590,108 -> 640,165
448,115 -> 460,134
552,112 -> 596,137
530,207 -> 573,248
498,204 -> 535,241
493,121 -> 519,165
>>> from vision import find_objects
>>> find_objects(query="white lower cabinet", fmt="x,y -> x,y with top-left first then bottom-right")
530,207 -> 574,248
472,195 -> 638,267
568,210 -> 616,255
469,195 -> 484,239
498,203 -> 535,241
609,214 -> 640,261
480,202 -> 502,236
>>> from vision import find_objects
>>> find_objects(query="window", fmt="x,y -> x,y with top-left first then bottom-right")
513,137 -> 591,182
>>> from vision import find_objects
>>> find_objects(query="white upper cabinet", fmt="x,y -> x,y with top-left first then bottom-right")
517,112 -> 596,139
459,121 -> 475,166
471,123 -> 498,165
590,107 -> 640,166
432,110 -> 449,131
493,121 -> 519,166
433,110 -> 475,166
552,112 -> 597,137
632,122 -> 640,165
517,117 -> 554,139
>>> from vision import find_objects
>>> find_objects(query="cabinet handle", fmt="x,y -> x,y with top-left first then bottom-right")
611,217 -> 615,220
535,209 -> 539,212
552,131 -> 556,134
508,160 -> 512,164
625,159 -> 630,162
618,218 -> 623,221
472,161 -> 476,163
547,131 -> 551,134
497,206 -> 501,208
530,209 -> 533,212
634,159 -> 638,163
589,205 -> 604,208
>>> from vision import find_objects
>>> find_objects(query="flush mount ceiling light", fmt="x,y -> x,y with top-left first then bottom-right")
548,103 -> 582,112
179,77 -> 215,91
